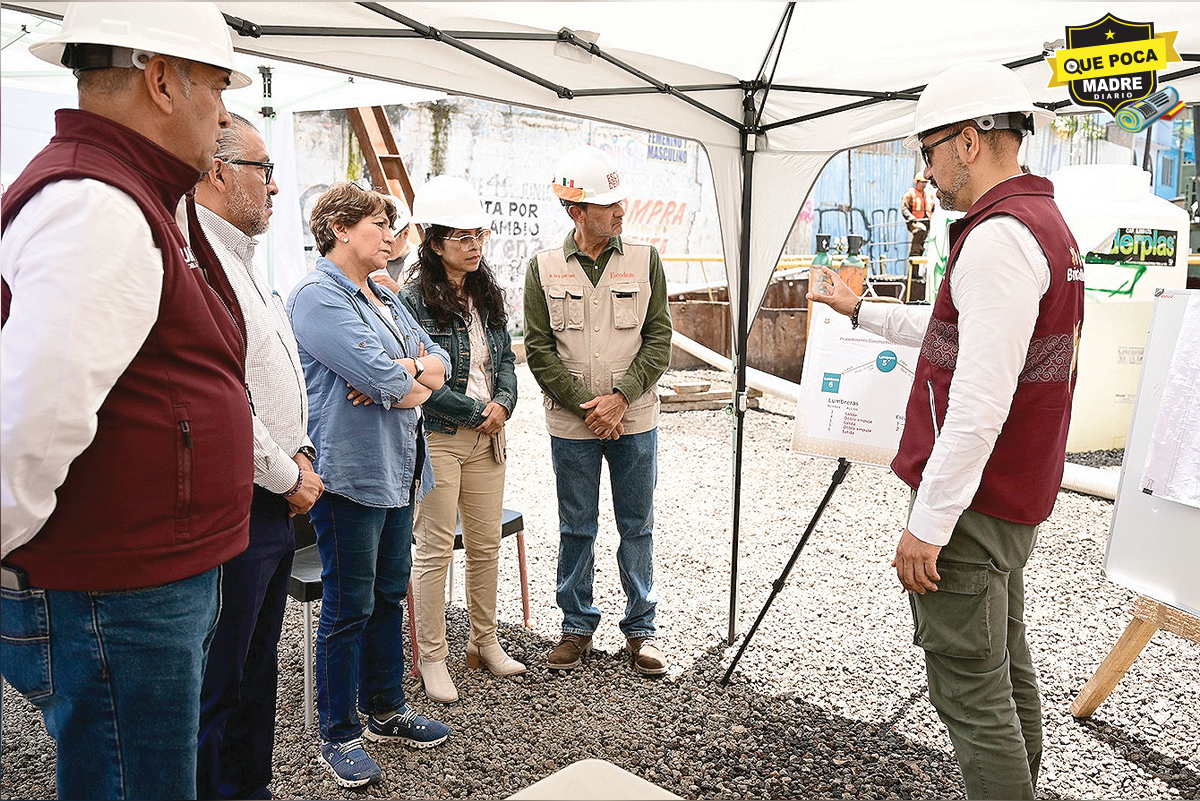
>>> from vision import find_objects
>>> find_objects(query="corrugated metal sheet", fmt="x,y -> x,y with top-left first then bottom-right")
809,140 -> 920,276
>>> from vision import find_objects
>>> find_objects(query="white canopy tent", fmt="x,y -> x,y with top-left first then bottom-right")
1,7 -> 445,290
6,2 -> 1199,641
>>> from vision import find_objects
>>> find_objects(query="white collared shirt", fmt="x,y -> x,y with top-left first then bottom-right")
465,300 -> 493,402
195,205 -> 311,494
859,214 -> 1051,546
2,179 -> 163,557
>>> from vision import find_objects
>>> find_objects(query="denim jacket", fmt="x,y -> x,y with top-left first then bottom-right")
287,258 -> 451,507
398,286 -> 517,435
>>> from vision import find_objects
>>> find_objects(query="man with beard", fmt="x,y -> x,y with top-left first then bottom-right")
808,62 -> 1084,800
193,113 -> 324,800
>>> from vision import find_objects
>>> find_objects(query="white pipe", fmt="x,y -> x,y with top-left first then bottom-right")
672,329 -> 1119,502
671,329 -> 800,403
1060,461 -> 1120,501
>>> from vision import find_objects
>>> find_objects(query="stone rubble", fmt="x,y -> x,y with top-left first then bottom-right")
3,365 -> 1196,800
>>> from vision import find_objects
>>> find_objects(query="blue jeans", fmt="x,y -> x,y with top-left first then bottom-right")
309,491 -> 412,744
550,430 -> 658,639
1,567 -> 221,800
198,488 -> 295,800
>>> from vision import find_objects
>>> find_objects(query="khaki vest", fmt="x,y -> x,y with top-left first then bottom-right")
537,242 -> 659,439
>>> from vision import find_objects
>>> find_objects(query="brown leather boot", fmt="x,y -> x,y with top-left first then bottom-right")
626,637 -> 668,675
546,633 -> 592,670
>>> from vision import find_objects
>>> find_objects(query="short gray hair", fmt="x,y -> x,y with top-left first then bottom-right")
77,54 -> 194,99
214,113 -> 258,163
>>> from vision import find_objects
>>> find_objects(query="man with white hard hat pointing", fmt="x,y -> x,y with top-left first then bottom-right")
809,62 -> 1084,799
1,4 -> 252,798
525,145 -> 673,676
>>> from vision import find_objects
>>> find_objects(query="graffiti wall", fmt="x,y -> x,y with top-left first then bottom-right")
291,98 -> 723,330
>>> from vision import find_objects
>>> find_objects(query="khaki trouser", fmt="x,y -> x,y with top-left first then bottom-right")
909,506 -> 1041,800
413,427 -> 506,660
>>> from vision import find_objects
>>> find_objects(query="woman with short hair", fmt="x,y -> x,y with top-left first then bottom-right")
400,176 -> 523,704
288,182 -> 451,789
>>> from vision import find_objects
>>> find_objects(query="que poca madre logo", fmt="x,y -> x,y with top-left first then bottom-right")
1045,14 -> 1181,116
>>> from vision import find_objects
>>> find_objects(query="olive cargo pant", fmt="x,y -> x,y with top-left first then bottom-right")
909,508 -> 1041,800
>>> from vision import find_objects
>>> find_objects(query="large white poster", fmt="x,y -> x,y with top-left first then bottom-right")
1139,292 -> 1200,509
792,302 -> 920,467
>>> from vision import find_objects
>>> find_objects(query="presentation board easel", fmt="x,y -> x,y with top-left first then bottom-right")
722,301 -> 918,684
1070,596 -> 1200,718
1071,288 -> 1200,718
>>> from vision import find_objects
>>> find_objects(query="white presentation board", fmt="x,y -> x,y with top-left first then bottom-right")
791,301 -> 920,468
1105,288 -> 1200,618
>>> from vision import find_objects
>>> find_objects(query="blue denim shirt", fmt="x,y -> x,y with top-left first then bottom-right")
398,286 -> 518,435
287,258 -> 451,508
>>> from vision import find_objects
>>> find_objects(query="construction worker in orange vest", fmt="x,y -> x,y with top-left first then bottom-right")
902,171 -> 936,257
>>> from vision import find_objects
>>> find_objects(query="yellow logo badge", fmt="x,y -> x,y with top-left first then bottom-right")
1045,14 -> 1181,114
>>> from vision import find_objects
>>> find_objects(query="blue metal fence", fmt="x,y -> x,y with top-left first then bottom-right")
809,141 -> 921,275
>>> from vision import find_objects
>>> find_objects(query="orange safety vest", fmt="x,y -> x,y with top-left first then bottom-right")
909,188 -> 928,219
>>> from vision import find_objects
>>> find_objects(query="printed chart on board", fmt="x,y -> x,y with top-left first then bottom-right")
792,302 -> 920,468
1138,292 -> 1200,510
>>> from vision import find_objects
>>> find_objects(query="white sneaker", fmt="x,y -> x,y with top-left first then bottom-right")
417,657 -> 458,703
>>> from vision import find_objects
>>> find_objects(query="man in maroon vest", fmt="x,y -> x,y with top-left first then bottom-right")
809,62 -> 1084,800
0,4 -> 253,799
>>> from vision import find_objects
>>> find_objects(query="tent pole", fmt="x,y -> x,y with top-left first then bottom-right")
728,92 -> 757,646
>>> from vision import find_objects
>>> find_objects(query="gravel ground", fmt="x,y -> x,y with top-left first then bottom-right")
3,364 -> 1197,800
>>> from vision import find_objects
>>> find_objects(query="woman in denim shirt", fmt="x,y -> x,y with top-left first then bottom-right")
399,177 -> 522,704
287,183 -> 451,789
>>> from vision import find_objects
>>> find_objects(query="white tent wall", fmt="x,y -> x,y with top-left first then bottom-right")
8,1 -> 1200,321
4,1 -> 1199,640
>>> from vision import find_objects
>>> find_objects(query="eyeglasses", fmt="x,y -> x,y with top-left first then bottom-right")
919,127 -> 964,167
444,229 -> 492,248
226,158 -> 274,185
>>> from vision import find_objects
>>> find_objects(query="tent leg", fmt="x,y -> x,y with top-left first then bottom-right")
727,99 -> 759,646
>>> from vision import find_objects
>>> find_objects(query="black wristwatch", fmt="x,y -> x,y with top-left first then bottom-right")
297,445 -> 317,463
413,359 -> 425,379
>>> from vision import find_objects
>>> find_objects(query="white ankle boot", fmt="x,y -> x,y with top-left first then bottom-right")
465,640 -> 526,676
417,658 -> 458,703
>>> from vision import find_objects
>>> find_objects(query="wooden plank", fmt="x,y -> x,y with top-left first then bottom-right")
1069,596 -> 1200,719
1070,612 -> 1159,719
1134,596 -> 1200,644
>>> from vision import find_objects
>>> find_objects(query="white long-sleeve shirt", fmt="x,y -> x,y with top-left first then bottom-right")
195,204 -> 312,494
859,213 -> 1051,546
1,180 -> 165,557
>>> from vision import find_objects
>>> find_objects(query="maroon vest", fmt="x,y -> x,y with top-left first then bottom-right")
891,174 -> 1084,526
1,109 -> 253,590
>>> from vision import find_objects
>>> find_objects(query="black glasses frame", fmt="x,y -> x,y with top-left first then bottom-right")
227,158 -> 274,184
919,127 -> 964,167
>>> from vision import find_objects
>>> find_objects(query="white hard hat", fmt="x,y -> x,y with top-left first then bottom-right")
30,3 -> 252,89
551,145 -> 629,206
903,62 -> 1054,149
410,176 -> 489,229
382,195 -> 412,232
